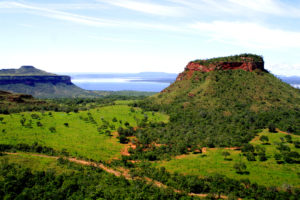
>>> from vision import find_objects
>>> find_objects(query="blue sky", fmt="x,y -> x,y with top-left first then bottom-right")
0,0 -> 300,75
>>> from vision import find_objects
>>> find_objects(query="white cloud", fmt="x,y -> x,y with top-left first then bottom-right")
0,1 -> 185,31
169,0 -> 300,18
228,0 -> 282,14
188,21 -> 300,49
0,1 -> 120,27
268,63 -> 300,76
97,0 -> 183,16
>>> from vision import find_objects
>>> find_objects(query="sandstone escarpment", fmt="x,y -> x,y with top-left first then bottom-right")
176,54 -> 264,81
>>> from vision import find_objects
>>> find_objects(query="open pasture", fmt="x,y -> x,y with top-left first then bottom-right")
155,130 -> 300,187
0,104 -> 168,161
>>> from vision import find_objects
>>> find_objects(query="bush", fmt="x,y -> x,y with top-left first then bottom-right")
241,144 -> 254,153
36,121 -> 43,127
259,135 -> 269,144
268,124 -> 277,133
246,152 -> 256,161
119,135 -> 128,144
49,127 -> 56,133
258,153 -> 267,161
233,161 -> 247,174
284,135 -> 292,143
294,141 -> 300,148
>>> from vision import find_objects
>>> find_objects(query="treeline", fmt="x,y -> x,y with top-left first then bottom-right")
0,143 -> 68,157
0,95 -> 145,114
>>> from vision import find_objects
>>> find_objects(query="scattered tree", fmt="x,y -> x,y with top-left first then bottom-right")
259,135 -> 269,144
49,127 -> 56,133
36,121 -> 43,127
112,117 -> 118,122
284,135 -> 292,143
268,124 -> 277,133
222,151 -> 230,160
233,161 -> 247,174
245,152 -> 256,161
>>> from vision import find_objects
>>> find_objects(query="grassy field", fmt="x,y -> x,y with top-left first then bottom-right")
155,129 -> 300,187
0,153 -> 76,174
0,103 -> 168,161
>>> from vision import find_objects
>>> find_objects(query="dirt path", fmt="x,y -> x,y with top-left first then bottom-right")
3,152 -> 235,199
5,152 -> 126,178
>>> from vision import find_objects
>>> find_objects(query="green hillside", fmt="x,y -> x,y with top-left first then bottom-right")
132,58 -> 300,159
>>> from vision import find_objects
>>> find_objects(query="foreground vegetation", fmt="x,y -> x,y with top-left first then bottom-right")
0,155 -> 187,200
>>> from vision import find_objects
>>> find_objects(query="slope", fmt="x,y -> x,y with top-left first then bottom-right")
133,54 -> 300,158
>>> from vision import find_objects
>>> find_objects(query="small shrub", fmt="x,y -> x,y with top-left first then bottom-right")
31,114 -> 40,120
268,124 -> 277,133
284,135 -> 292,143
49,127 -> 56,133
246,152 -> 256,161
259,135 -> 269,144
233,161 -> 247,174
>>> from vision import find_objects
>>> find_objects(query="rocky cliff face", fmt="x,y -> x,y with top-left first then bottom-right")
176,55 -> 264,81
0,76 -> 73,86
0,66 -> 73,86
0,66 -> 87,98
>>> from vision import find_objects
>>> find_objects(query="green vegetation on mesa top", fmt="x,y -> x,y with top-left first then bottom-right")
0,103 -> 168,161
0,66 -> 56,76
192,53 -> 264,66
155,129 -> 300,187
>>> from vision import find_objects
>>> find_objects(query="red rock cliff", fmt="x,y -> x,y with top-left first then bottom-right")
176,57 -> 264,81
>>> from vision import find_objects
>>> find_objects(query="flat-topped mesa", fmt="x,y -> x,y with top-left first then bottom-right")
176,54 -> 264,81
0,66 -> 73,85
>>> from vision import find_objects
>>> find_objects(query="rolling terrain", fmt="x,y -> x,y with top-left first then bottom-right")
0,54 -> 299,199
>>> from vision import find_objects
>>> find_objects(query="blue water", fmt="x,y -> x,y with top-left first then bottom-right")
73,80 -> 171,92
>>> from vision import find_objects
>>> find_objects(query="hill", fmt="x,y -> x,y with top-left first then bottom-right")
0,66 -> 158,98
0,65 -> 55,76
133,54 -> 300,158
0,66 -> 93,98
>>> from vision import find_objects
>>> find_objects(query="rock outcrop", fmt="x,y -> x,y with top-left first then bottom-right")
176,54 -> 264,81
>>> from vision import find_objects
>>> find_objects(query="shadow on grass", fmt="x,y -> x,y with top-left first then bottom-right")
236,171 -> 250,175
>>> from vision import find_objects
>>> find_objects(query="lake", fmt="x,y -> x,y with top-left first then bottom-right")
72,78 -> 171,92
65,72 -> 178,92
65,72 -> 299,92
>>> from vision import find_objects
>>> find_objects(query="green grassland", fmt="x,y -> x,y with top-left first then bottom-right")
0,153 -> 75,175
155,130 -> 300,187
0,103 -> 169,161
